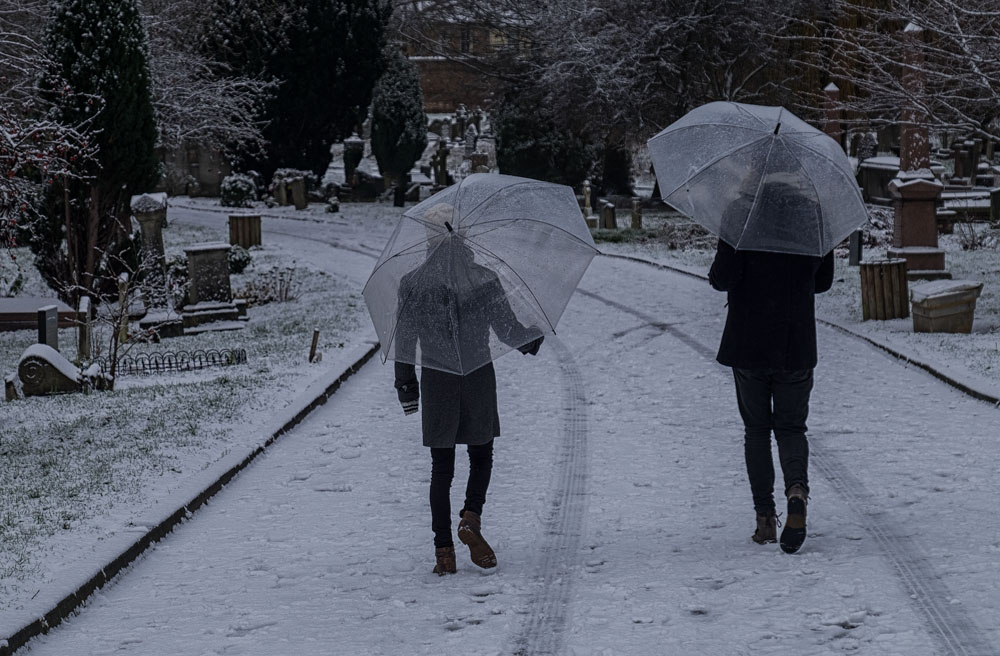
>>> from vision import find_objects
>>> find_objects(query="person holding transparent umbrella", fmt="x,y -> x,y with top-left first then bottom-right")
364,173 -> 598,575
648,102 -> 867,554
394,202 -> 544,575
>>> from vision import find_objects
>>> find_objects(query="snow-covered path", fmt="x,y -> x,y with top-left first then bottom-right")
23,243 -> 1000,655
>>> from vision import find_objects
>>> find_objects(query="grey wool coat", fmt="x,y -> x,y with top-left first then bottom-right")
394,240 -> 541,448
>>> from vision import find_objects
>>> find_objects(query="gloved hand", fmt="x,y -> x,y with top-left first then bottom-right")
397,383 -> 419,415
518,335 -> 544,356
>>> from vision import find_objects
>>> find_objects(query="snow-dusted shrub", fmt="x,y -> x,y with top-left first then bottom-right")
228,245 -> 253,274
221,173 -> 257,208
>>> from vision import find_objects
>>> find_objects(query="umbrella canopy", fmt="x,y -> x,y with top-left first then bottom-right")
363,173 -> 597,375
647,101 -> 867,256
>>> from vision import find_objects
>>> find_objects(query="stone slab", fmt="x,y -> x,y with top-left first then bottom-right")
0,297 -> 76,332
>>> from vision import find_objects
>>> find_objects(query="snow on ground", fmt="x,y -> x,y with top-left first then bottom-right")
5,198 -> 1000,655
0,200 -> 399,624
18,247 -> 1000,656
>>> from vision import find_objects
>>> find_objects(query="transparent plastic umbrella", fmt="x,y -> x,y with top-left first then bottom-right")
363,173 -> 598,375
647,101 -> 867,256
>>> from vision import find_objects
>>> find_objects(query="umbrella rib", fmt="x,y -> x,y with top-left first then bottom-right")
730,101 -> 772,129
463,238 -> 558,334
652,121 -> 770,137
735,124 -> 782,251
365,231 -> 447,284
379,240 -> 449,368
468,217 -> 599,251
787,137 -> 867,206
781,139 -> 830,255
659,135 -> 772,200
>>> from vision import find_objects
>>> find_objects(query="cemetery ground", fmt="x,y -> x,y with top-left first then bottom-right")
2,199 -> 1000,654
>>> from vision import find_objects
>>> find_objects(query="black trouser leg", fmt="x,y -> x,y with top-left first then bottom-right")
461,440 -> 494,518
733,368 -> 813,514
771,369 -> 813,496
734,368 -> 776,514
430,447 -> 456,548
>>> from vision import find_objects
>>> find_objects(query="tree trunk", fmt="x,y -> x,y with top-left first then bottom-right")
394,183 -> 406,207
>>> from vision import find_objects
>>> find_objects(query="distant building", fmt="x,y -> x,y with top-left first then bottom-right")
403,14 -> 521,113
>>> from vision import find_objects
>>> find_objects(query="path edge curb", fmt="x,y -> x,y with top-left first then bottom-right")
1,343 -> 380,656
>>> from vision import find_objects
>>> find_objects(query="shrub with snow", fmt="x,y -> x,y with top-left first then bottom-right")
221,174 -> 258,208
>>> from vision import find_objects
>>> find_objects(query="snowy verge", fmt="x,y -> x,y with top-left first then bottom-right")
0,340 -> 378,654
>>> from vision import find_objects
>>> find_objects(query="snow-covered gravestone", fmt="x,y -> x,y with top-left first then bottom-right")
182,243 -> 240,328
18,343 -> 81,396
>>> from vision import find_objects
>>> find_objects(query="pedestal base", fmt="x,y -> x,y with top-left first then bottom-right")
887,246 -> 946,272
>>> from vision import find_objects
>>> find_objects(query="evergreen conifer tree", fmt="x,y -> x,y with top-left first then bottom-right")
371,46 -> 427,207
203,0 -> 392,181
35,0 -> 159,301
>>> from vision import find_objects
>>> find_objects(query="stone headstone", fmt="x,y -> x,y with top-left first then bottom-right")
131,192 -> 168,227
184,243 -> 232,305
290,177 -> 307,210
37,305 -> 58,350
18,343 -> 80,396
182,243 -> 240,328
631,198 -> 642,230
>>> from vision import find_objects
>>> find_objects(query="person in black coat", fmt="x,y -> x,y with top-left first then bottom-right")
394,203 -> 543,575
709,235 -> 834,554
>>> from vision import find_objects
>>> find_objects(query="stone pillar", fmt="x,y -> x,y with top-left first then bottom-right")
290,177 -> 307,210
583,180 -> 593,218
135,207 -> 168,309
823,82 -> 842,149
77,296 -> 91,363
464,124 -> 479,158
990,187 -> 1000,228
631,198 -> 643,230
886,23 -> 949,281
344,133 -> 365,183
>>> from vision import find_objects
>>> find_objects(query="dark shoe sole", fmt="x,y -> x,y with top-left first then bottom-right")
780,497 -> 807,554
458,524 -> 497,569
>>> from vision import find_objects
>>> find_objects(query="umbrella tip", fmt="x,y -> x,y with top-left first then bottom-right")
774,122 -> 781,135
444,221 -> 454,232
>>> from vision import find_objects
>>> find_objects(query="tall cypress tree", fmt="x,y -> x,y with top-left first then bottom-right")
36,0 -> 159,301
371,46 -> 427,207
204,0 -> 392,181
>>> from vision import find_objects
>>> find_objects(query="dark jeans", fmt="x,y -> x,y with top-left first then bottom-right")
429,440 -> 494,548
732,368 -> 813,515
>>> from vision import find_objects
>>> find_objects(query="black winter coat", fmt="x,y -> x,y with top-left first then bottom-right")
708,239 -> 834,371
394,240 -> 541,448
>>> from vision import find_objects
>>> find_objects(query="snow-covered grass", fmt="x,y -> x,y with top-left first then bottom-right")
0,213 -> 369,613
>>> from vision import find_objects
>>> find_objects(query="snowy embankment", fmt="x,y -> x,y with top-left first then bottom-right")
0,200 -> 401,632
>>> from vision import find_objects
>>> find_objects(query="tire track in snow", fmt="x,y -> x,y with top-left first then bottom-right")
578,277 -> 996,656
511,337 -> 589,656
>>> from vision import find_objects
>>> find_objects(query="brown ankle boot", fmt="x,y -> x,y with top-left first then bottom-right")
752,512 -> 778,544
433,546 -> 456,575
457,511 -> 497,569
